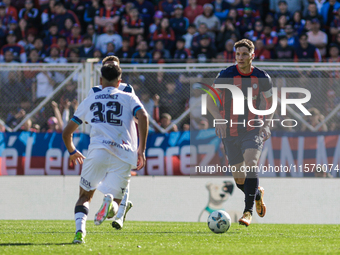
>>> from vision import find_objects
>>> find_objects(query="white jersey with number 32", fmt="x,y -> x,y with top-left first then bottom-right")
72,86 -> 143,168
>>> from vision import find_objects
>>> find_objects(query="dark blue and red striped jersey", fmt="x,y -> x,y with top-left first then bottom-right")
294,43 -> 321,62
95,7 -> 121,33
0,44 -> 26,62
67,35 -> 83,45
213,65 -> 273,137
95,6 -> 121,19
43,35 -> 58,48
52,10 -> 80,31
223,50 -> 235,62
122,16 -> 144,47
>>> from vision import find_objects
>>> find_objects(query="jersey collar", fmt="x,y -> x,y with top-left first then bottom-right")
103,86 -> 118,90
236,65 -> 254,76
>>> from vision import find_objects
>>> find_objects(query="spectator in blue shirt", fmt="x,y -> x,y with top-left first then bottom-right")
170,4 -> 189,39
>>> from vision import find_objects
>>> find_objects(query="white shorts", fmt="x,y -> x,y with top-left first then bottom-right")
80,148 -> 132,199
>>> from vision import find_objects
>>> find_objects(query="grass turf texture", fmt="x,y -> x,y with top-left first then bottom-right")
0,221 -> 339,254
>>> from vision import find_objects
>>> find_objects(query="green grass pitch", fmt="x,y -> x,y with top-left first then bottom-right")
0,221 -> 339,254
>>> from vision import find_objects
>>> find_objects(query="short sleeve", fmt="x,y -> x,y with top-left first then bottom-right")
87,86 -> 102,97
122,84 -> 133,93
71,100 -> 87,125
130,94 -> 144,117
212,71 -> 223,92
213,69 -> 232,93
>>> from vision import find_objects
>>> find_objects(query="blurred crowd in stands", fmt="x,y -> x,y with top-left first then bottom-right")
0,0 -> 339,63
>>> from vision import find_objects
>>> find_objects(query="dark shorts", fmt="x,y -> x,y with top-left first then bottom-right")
222,128 -> 264,166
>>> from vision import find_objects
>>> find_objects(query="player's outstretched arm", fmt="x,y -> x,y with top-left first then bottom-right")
62,120 -> 86,165
135,109 -> 149,170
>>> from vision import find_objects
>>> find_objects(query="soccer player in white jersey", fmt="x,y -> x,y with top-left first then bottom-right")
89,56 -> 136,230
62,63 -> 149,244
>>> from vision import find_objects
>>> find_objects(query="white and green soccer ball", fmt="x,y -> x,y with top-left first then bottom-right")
207,210 -> 231,234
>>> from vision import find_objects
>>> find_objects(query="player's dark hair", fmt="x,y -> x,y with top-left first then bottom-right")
102,55 -> 120,65
101,63 -> 122,82
234,39 -> 255,53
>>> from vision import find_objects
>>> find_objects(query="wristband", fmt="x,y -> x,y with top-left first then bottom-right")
69,149 -> 78,155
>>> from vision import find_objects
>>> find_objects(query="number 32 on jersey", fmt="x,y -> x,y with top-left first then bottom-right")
90,101 -> 123,126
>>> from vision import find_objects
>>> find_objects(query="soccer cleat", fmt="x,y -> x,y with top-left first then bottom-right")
255,186 -> 266,218
112,217 -> 123,230
123,201 -> 133,222
238,211 -> 252,227
94,194 -> 113,225
72,231 -> 85,244
112,201 -> 133,230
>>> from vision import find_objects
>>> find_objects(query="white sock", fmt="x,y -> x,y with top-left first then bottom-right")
75,212 -> 87,235
116,183 -> 129,219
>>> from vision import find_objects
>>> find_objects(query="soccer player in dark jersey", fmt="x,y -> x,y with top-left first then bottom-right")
207,39 -> 274,226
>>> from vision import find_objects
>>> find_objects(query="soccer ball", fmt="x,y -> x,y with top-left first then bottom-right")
207,210 -> 231,234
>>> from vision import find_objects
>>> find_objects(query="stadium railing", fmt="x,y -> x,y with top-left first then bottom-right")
0,63 -> 83,132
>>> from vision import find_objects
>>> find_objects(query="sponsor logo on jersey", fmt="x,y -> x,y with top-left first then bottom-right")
102,140 -> 130,151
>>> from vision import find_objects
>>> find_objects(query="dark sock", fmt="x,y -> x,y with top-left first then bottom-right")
255,189 -> 261,201
75,205 -> 89,215
243,170 -> 259,214
236,183 -> 245,194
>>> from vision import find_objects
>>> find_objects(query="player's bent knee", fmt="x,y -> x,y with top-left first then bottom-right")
234,178 -> 245,185
245,159 -> 258,168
